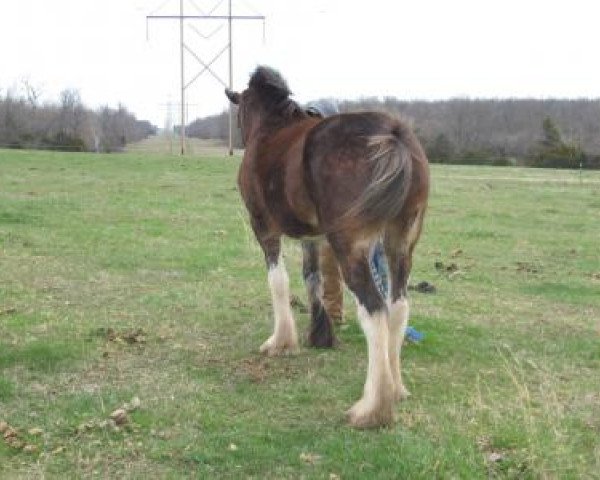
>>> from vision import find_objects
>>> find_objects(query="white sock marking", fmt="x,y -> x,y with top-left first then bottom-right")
388,298 -> 409,398
264,261 -> 298,352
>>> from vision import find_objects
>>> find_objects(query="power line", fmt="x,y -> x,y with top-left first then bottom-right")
148,14 -> 264,20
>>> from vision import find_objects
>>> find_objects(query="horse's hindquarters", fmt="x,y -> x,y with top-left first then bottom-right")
304,112 -> 429,234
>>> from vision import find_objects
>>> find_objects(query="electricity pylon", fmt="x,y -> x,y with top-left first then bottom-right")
147,0 -> 264,155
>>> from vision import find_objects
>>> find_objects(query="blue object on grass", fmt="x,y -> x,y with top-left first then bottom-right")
405,326 -> 424,343
369,242 -> 424,343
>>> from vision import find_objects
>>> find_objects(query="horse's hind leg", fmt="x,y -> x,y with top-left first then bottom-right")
329,236 -> 395,428
258,235 -> 298,356
384,211 -> 425,401
320,243 -> 345,325
302,240 -> 335,348
384,246 -> 411,402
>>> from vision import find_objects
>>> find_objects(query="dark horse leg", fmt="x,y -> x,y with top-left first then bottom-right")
328,234 -> 395,428
383,209 -> 426,402
302,240 -> 335,348
255,229 -> 299,356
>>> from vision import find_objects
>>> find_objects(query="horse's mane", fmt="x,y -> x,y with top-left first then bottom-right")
248,66 -> 306,119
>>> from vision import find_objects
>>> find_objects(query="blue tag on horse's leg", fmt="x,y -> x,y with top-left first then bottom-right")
370,242 -> 388,296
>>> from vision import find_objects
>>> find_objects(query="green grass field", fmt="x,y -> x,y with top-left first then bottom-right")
1,149 -> 599,478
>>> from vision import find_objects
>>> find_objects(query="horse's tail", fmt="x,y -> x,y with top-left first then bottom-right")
337,126 -> 414,231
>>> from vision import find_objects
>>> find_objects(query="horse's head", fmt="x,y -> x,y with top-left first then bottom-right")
225,66 -> 301,145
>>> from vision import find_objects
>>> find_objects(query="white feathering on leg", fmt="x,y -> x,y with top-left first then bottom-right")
260,261 -> 298,356
388,298 -> 410,401
347,304 -> 395,427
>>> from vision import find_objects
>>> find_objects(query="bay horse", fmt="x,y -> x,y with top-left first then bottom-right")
225,66 -> 429,428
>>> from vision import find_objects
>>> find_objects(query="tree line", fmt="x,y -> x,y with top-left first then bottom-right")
0,84 -> 156,152
186,97 -> 600,169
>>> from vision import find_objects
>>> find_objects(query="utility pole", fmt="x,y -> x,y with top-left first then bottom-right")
147,1 -> 265,156
228,0 -> 233,156
179,0 -> 185,155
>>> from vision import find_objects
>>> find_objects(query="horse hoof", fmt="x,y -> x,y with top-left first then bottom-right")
346,399 -> 395,429
307,331 -> 336,349
259,336 -> 298,356
307,307 -> 336,348
394,385 -> 411,402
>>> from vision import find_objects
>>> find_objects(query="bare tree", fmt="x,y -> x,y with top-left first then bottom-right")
22,79 -> 42,108
0,85 -> 156,151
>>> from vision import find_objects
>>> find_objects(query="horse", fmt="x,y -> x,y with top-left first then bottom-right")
225,66 -> 429,428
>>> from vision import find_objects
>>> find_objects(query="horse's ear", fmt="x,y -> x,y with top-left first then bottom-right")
225,88 -> 240,105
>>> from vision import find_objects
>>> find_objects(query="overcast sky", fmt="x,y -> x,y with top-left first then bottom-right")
1,0 -> 599,127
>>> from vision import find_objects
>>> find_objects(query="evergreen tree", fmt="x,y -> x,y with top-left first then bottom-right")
541,116 -> 562,149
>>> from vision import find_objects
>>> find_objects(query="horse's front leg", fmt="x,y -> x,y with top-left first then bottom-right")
302,240 -> 335,348
258,235 -> 299,356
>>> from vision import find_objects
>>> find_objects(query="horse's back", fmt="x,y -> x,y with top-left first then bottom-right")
306,111 -> 399,148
